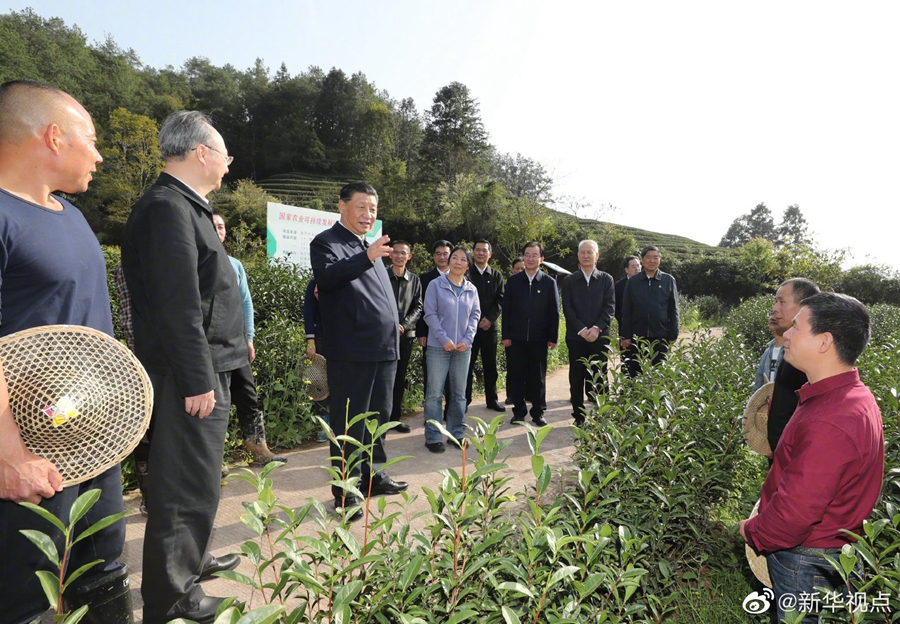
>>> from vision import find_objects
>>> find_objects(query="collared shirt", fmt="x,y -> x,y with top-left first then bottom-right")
165,173 -> 210,205
580,268 -> 593,285
336,220 -> 365,244
476,264 -> 488,275
744,369 -> 884,552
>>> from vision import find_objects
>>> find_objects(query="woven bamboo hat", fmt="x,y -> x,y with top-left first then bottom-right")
743,381 -> 774,456
0,325 -> 153,486
745,499 -> 772,587
304,353 -> 329,401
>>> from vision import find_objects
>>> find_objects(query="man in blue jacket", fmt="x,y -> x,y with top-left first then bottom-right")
310,182 -> 408,522
619,246 -> 679,377
502,241 -> 560,426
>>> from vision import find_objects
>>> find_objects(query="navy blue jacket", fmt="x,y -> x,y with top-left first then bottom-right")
310,222 -> 399,362
501,270 -> 559,344
620,269 -> 679,341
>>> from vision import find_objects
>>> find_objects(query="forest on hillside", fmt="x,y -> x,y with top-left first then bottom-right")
3,8 -> 899,305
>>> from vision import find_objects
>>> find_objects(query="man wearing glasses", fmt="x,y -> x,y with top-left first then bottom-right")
122,110 -> 245,623
387,240 -> 423,433
417,240 -> 453,416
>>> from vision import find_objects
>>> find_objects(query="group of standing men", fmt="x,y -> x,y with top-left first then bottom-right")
0,82 -> 251,624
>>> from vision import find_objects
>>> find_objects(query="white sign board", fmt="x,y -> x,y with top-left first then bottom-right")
266,201 -> 382,268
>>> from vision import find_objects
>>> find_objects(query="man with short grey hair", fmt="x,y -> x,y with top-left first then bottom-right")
122,110 -> 246,623
561,240 -> 614,425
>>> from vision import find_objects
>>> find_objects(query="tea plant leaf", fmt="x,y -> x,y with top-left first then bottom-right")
236,604 -> 286,624
531,455 -> 545,480
20,529 -> 60,567
62,605 -> 89,624
68,488 -> 101,527
550,565 -> 579,587
71,511 -> 128,544
17,501 -> 66,534
497,582 -> 535,598
334,526 -> 361,558
34,569 -> 60,607
446,609 -> 478,623
500,606 -> 522,624
61,558 -> 103,591
214,569 -> 257,587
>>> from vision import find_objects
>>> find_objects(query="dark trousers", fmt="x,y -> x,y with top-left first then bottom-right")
390,338 -> 415,421
231,361 -> 265,442
142,371 -> 232,623
507,340 -> 548,421
567,334 -> 610,418
466,330 -> 499,405
0,464 -> 125,624
624,338 -> 669,378
328,359 -> 397,499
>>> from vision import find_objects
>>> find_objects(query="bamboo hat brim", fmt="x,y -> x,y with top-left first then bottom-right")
0,325 -> 153,486
743,382 -> 774,456
304,353 -> 329,401
745,499 -> 772,588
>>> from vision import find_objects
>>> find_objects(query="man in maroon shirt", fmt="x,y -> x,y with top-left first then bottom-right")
740,292 -> 883,623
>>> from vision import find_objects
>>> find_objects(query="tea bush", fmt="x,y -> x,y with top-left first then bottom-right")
724,294 -> 772,354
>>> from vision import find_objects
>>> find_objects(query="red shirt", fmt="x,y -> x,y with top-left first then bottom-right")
745,369 -> 884,552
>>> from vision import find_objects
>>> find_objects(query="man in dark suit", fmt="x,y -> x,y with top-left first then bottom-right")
561,240 -> 615,425
417,240 -> 452,415
502,241 -> 560,426
614,255 -> 641,326
466,240 -> 506,412
122,111 -> 245,623
619,246 -> 679,377
310,182 -> 408,522
387,240 -> 423,433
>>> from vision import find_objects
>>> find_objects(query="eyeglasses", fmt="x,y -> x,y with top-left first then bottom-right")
192,144 -> 233,165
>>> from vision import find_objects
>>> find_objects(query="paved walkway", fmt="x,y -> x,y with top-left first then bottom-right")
113,365 -> 578,622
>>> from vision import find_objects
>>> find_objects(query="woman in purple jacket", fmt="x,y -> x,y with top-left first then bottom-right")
423,246 -> 481,453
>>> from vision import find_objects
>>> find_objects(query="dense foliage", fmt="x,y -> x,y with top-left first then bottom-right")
207,306 -> 900,623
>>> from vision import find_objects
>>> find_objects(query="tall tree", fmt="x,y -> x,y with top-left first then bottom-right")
419,82 -> 490,184
89,108 -> 163,242
489,151 -> 554,204
775,204 -> 810,246
719,203 -> 776,247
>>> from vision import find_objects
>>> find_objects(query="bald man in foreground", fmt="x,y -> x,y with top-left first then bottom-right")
0,80 -> 132,623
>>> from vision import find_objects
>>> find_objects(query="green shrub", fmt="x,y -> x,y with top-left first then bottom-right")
869,303 -> 900,346
724,294 -> 772,355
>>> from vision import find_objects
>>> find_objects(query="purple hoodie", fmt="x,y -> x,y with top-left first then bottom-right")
424,274 -> 481,349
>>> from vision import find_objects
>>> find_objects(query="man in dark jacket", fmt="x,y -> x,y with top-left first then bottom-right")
502,241 -> 560,426
619,246 -> 679,377
466,240 -> 506,412
310,182 -> 408,522
614,255 -> 641,326
122,110 -> 246,623
387,240 -> 423,432
561,240 -> 615,425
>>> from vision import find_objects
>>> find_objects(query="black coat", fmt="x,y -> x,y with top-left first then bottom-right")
121,173 -> 248,397
767,359 -> 807,454
561,269 -> 615,341
310,222 -> 399,362
620,270 -> 679,341
388,267 -> 423,340
469,265 -> 505,333
501,270 -> 560,344
415,267 -> 445,338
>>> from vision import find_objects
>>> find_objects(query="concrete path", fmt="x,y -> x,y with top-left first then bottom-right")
113,365 -> 579,622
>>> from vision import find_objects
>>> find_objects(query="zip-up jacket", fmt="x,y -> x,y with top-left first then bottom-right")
424,274 -> 481,349
501,270 -> 560,344
620,269 -> 679,341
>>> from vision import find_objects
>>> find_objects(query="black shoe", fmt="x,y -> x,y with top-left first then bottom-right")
510,416 -> 525,424
170,596 -> 229,624
446,438 -> 461,450
393,422 -> 412,434
486,401 -> 506,412
504,397 -> 513,405
426,441 -> 446,453
335,495 -> 364,522
367,473 -> 409,496
532,416 -> 547,426
199,553 -> 240,582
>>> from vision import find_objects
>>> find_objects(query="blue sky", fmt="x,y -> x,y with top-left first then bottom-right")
11,1 -> 900,269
